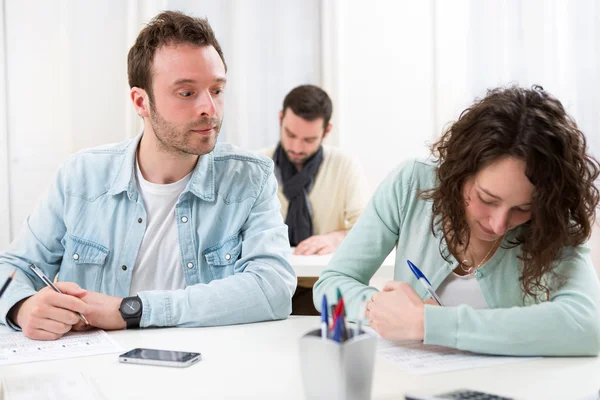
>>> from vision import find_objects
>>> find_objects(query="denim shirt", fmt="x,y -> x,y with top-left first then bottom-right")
0,132 -> 296,329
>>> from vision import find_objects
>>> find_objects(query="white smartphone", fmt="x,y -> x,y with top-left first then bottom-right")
118,348 -> 202,368
405,389 -> 513,400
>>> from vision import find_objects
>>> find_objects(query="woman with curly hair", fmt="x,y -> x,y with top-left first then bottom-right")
313,85 -> 600,356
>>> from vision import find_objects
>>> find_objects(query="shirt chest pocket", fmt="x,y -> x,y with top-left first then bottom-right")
59,233 -> 109,291
203,234 -> 242,281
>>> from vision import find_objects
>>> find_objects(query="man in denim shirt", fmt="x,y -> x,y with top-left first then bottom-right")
0,11 -> 296,340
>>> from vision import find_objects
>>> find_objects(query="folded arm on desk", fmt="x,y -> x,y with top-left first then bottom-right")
425,246 -> 600,356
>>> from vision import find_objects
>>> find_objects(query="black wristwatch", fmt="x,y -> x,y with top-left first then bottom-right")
119,295 -> 142,329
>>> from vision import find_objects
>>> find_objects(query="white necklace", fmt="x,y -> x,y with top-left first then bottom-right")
459,236 -> 502,275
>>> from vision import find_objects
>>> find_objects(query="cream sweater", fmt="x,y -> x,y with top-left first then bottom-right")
260,145 -> 371,235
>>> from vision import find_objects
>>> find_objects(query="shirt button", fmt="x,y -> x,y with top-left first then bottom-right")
187,262 -> 194,269
138,218 -> 143,223
181,217 -> 188,223
225,253 -> 231,261
475,271 -> 482,278
72,253 -> 79,260
122,265 -> 127,271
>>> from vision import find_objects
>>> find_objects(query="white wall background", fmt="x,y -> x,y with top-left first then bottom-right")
1,0 -> 599,273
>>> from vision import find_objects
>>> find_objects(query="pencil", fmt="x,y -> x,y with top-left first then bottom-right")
0,270 -> 16,298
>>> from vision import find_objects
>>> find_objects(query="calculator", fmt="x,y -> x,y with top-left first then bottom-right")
405,389 -> 513,400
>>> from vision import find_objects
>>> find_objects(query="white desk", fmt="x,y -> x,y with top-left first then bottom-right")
1,317 -> 597,400
290,250 -> 396,279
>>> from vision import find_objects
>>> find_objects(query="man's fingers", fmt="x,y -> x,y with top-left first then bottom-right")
22,327 -> 64,341
44,291 -> 91,315
54,282 -> 87,298
294,247 -> 309,255
424,298 -> 438,306
44,306 -> 81,326
22,315 -> 71,339
304,243 -> 325,256
295,239 -> 315,254
72,321 -> 93,331
316,245 -> 334,255
294,244 -> 308,255
295,244 -> 319,255
34,317 -> 72,335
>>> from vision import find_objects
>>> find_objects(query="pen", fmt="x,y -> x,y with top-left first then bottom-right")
29,264 -> 89,325
354,294 -> 367,337
407,260 -> 444,306
332,315 -> 343,343
321,294 -> 328,340
333,289 -> 349,340
331,297 -> 345,331
0,270 -> 16,298
339,312 -> 348,341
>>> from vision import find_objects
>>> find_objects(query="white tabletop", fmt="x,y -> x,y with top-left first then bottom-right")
290,249 -> 396,279
0,316 -> 597,400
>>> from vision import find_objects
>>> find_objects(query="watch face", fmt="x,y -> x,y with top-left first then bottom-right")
121,298 -> 141,316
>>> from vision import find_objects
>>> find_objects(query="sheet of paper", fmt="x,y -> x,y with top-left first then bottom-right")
0,329 -> 122,365
2,371 -> 105,400
363,327 -> 539,375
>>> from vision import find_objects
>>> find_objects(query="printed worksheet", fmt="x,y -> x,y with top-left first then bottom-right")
0,329 -> 122,365
363,327 -> 539,375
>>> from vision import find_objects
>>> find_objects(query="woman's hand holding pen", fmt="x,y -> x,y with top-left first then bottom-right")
10,282 -> 91,341
366,281 -> 437,342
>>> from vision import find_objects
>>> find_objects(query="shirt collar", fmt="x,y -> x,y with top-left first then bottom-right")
107,131 -> 215,202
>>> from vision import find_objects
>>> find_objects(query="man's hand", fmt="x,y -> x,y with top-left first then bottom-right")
10,282 -> 91,341
366,281 -> 431,341
294,230 -> 348,255
72,290 -> 126,332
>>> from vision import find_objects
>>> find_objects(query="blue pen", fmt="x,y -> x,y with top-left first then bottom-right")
321,294 -> 328,340
407,260 -> 444,306
332,315 -> 343,343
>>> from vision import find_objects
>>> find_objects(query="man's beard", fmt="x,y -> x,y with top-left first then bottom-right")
149,103 -> 222,156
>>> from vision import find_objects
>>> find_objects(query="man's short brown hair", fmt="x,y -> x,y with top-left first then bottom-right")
282,85 -> 333,129
127,10 -> 227,104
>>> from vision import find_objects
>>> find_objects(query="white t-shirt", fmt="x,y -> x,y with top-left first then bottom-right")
436,272 -> 489,309
129,160 -> 192,296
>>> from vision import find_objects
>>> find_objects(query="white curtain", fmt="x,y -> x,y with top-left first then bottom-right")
329,0 -> 599,187
434,0 -> 600,157
0,0 -> 10,249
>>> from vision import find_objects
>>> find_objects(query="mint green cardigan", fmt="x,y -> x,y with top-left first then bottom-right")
313,159 -> 600,356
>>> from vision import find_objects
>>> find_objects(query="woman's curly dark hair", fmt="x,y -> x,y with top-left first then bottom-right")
422,85 -> 600,298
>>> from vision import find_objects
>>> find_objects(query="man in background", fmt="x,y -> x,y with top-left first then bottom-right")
260,85 -> 370,314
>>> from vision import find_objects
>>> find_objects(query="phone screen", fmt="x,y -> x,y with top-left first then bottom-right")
120,348 -> 200,362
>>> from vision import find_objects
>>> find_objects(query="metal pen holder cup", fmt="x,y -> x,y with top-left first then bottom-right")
299,328 -> 377,400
